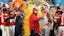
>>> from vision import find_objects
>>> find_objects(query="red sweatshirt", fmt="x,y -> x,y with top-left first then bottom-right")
30,13 -> 40,33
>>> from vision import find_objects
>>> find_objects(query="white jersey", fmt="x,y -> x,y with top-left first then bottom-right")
40,13 -> 48,25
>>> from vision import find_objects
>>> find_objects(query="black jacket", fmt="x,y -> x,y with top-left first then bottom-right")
15,16 -> 23,34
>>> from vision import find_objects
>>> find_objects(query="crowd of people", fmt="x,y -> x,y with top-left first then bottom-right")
0,2 -> 25,36
0,0 -> 64,36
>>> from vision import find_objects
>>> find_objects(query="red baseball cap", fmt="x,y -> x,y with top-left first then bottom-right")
33,8 -> 38,11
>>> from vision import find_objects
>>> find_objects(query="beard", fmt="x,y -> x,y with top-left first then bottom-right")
33,12 -> 38,15
35,13 -> 37,15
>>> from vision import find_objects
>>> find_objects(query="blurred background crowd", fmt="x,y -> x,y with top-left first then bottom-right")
0,0 -> 64,36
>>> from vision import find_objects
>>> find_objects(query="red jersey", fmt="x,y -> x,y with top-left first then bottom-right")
60,13 -> 64,26
0,12 -> 2,25
54,12 -> 64,26
1,13 -> 9,26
